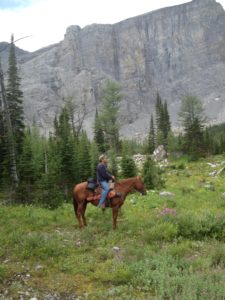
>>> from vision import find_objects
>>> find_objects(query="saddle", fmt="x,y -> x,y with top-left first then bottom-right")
86,178 -> 121,205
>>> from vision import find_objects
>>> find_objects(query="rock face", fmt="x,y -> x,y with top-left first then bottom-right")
1,0 -> 225,138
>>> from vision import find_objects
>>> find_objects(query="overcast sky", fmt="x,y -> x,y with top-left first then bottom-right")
0,0 -> 224,52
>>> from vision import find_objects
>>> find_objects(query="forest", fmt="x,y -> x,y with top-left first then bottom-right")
1,36 -> 225,207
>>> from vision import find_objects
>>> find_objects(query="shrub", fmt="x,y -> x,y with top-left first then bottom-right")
144,222 -> 178,242
121,155 -> 137,178
141,156 -> 165,189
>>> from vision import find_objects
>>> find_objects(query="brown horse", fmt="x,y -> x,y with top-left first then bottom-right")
73,176 -> 147,229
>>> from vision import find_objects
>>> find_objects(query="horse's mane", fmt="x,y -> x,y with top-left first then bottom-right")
116,176 -> 139,187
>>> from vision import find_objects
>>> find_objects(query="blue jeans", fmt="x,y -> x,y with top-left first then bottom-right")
98,181 -> 110,206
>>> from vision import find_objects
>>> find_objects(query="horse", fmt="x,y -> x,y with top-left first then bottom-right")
72,176 -> 147,229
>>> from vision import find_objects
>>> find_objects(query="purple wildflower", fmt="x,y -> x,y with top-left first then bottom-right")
158,207 -> 177,217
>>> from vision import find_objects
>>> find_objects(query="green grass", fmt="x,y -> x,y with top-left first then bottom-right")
1,155 -> 225,299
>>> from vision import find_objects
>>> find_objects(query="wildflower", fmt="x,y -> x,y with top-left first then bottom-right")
158,207 -> 177,217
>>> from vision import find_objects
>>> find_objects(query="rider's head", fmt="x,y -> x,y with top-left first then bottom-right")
99,154 -> 107,163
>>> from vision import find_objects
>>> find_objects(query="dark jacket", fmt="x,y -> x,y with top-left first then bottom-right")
96,163 -> 113,182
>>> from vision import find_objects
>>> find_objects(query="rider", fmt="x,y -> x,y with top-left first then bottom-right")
96,154 -> 115,208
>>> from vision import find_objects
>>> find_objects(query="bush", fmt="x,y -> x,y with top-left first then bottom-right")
144,222 -> 178,242
34,174 -> 65,209
121,155 -> 137,178
176,212 -> 225,240
142,156 -> 165,189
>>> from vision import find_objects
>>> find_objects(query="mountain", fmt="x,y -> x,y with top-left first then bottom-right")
1,0 -> 225,138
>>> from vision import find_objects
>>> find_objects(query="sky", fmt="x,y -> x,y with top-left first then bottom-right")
0,0 -> 224,52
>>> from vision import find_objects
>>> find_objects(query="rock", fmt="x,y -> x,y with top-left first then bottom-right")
112,246 -> 120,252
217,167 -> 225,175
1,1 -> 225,137
204,183 -> 215,191
35,264 -> 43,271
153,145 -> 167,162
160,191 -> 174,197
207,163 -> 217,168
209,171 -> 217,176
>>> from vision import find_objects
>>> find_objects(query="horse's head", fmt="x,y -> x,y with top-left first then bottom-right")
134,176 -> 147,195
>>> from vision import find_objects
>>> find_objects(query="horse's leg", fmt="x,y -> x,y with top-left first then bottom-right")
73,197 -> 80,225
73,198 -> 78,217
112,206 -> 119,230
82,201 -> 88,226
76,202 -> 85,229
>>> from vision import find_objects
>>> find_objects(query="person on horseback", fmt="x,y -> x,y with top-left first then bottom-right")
96,154 -> 115,208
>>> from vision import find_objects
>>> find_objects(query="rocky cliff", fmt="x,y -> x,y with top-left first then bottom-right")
1,0 -> 225,138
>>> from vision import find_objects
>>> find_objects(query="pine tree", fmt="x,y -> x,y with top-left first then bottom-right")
148,114 -> 155,154
142,156 -> 164,189
155,92 -> 164,146
99,80 -> 122,152
155,92 -> 171,149
93,108 -> 105,153
120,143 -> 137,178
15,128 -> 36,204
29,126 -> 46,180
56,106 -> 77,194
178,94 -> 206,159
36,136 -> 64,209
0,108 -> 8,185
0,56 -> 19,189
6,35 -> 24,155
108,149 -> 118,178
89,141 -> 99,179
18,128 -> 36,184
162,101 -> 171,147
77,131 -> 92,182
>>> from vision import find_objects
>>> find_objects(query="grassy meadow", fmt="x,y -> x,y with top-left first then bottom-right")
1,155 -> 225,299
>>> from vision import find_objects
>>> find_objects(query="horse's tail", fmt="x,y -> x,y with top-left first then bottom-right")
72,185 -> 78,217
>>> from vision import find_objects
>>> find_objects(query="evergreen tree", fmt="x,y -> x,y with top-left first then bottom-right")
142,156 -> 164,189
99,80 -> 122,152
18,128 -> 36,184
29,126 -> 46,180
155,92 -> 171,149
120,143 -> 137,178
162,101 -> 171,145
89,141 -> 99,179
36,136 -> 64,209
178,94 -> 206,159
15,128 -> 36,204
0,108 -> 7,185
121,155 -> 137,178
155,92 -> 164,146
148,114 -> 155,154
107,149 -> 118,178
77,131 -> 92,182
0,55 -> 19,189
6,35 -> 24,155
56,106 -> 77,195
93,108 -> 105,153
204,128 -> 214,155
